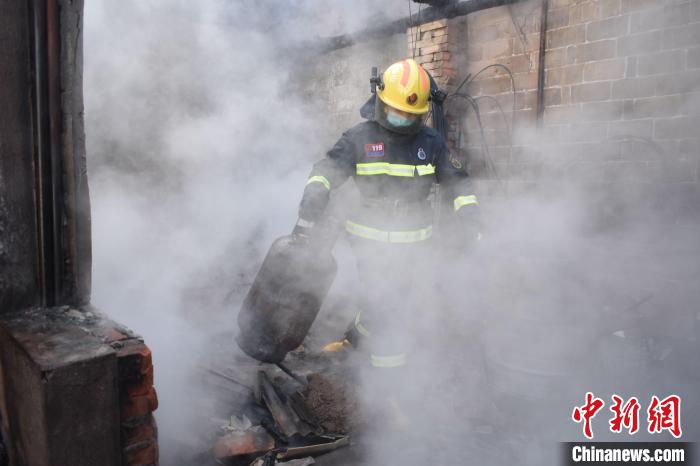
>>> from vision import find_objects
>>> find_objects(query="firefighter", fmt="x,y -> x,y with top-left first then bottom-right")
293,58 -> 479,371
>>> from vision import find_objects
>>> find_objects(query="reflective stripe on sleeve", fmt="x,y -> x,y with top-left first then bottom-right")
345,220 -> 432,243
354,312 -> 371,337
454,194 -> 479,211
296,218 -> 315,228
306,175 -> 331,190
356,163 -> 435,177
415,164 -> 435,176
370,353 -> 407,368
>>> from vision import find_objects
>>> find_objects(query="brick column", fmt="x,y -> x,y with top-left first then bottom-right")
407,18 -> 468,154
0,307 -> 159,466
96,320 -> 159,466
408,19 -> 455,89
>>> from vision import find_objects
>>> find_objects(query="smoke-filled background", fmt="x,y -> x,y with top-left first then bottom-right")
84,1 -> 700,464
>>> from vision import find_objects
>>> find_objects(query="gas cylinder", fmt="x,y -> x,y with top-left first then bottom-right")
236,227 -> 338,363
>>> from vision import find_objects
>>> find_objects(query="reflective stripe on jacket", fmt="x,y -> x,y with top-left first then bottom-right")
298,120 -> 477,232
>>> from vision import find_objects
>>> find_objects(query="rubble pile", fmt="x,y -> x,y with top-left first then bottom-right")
206,350 -> 357,466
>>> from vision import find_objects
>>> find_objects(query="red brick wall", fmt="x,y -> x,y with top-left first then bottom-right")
96,320 -> 159,466
409,0 -> 700,196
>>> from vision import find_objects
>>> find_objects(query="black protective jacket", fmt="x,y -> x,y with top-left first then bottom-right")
299,119 -> 478,242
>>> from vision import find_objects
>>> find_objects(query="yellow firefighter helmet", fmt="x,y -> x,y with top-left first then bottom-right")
377,58 -> 431,115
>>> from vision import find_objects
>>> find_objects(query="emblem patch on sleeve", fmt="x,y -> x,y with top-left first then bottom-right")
364,142 -> 385,158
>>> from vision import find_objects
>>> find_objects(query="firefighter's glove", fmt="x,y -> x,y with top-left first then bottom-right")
443,217 -> 481,254
456,220 -> 482,254
291,218 -> 315,245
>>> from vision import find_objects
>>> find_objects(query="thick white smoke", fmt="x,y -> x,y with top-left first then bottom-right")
84,0 -> 405,463
84,1 -> 700,465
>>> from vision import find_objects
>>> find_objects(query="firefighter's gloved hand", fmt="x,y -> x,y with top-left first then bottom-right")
442,220 -> 481,254
454,206 -> 482,254
461,226 -> 482,254
291,218 -> 314,243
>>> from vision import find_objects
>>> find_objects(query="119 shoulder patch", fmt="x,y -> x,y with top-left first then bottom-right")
364,142 -> 385,158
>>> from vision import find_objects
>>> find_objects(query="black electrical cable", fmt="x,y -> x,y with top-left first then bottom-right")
474,95 -> 511,138
453,93 -> 512,183
464,63 -> 517,132
465,63 -> 516,87
447,63 -> 517,131
452,72 -> 472,96
474,94 -> 514,171
444,63 -> 517,188
449,93 -> 506,192
432,102 -> 447,140
427,73 -> 447,139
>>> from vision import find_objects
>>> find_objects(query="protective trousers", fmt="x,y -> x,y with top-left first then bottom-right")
346,236 -> 432,370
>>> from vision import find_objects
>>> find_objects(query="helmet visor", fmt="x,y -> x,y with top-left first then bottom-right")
374,98 -> 426,135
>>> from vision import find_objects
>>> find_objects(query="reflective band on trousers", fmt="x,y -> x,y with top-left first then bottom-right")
371,353 -> 407,368
356,163 -> 435,177
454,194 -> 478,211
345,220 -> 432,243
354,312 -> 371,337
306,175 -> 331,190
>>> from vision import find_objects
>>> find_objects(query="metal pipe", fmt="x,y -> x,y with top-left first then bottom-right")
536,0 -> 548,129
28,0 -> 91,308
30,0 -> 63,307
46,0 -> 65,306
29,0 -> 49,306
